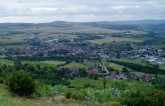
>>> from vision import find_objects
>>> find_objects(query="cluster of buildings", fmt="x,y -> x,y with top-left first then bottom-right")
64,67 -> 155,82
130,46 -> 165,64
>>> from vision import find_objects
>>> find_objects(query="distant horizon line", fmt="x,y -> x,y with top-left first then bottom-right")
0,19 -> 165,24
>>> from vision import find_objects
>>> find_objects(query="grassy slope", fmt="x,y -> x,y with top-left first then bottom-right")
113,58 -> 152,66
0,85 -> 84,106
108,62 -> 130,71
0,59 -> 100,69
0,59 -> 14,66
63,61 -> 98,69
23,61 -> 66,67
113,58 -> 165,71
70,78 -> 153,91
111,58 -> 165,77
107,61 -> 145,76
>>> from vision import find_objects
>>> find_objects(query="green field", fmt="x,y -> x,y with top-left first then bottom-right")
87,37 -> 142,44
113,58 -> 165,71
0,59 -> 14,66
159,64 -> 165,70
23,61 -> 66,67
0,59 -> 100,69
63,61 -> 98,69
0,35 -> 24,44
113,58 -> 153,67
107,62 -> 130,71
70,78 -> 153,91
151,44 -> 165,49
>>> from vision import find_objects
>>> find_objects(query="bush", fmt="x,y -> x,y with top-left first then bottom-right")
65,90 -> 85,101
48,85 -> 68,96
121,90 -> 150,106
34,82 -> 51,97
6,70 -> 36,96
66,91 -> 72,99
0,78 -> 3,84
148,89 -> 165,106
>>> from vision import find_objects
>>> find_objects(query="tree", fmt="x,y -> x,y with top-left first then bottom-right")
122,67 -> 129,73
103,77 -> 107,89
107,67 -> 115,72
6,70 -> 36,96
78,68 -> 87,77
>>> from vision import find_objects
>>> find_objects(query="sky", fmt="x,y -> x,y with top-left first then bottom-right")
0,0 -> 164,23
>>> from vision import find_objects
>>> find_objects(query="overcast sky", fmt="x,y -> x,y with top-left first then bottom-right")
0,0 -> 164,23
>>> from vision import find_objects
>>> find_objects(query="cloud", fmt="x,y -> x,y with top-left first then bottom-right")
0,0 -> 164,23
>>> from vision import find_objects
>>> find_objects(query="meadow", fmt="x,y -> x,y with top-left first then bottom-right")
63,61 -> 99,69
23,61 -> 66,67
87,37 -> 142,44
69,78 -> 153,91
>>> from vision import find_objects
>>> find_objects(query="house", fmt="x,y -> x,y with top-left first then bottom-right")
86,67 -> 99,75
139,75 -> 154,82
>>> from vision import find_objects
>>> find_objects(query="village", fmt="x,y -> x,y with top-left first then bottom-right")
3,36 -> 162,82
5,36 -> 165,64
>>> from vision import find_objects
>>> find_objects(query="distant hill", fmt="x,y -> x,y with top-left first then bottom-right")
0,20 -> 165,31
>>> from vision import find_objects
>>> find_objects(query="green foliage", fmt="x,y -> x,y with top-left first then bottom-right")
85,88 -> 121,103
84,83 -> 91,88
6,70 -> 36,96
65,89 -> 85,100
148,89 -> 165,106
122,67 -> 129,73
107,67 -> 115,72
48,85 -> 68,96
109,60 -> 165,74
66,91 -> 72,99
0,77 -> 3,84
153,80 -> 165,90
111,81 -> 128,90
88,74 -> 99,80
34,82 -> 51,97
121,90 -> 149,106
78,68 -> 87,77
103,77 -> 107,89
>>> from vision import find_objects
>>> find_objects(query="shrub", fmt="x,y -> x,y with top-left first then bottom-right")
121,90 -> 150,106
6,70 -> 36,96
84,83 -> 91,88
65,90 -> 85,101
148,89 -> 165,106
0,78 -> 3,84
66,91 -> 72,99
48,85 -> 68,96
34,82 -> 51,97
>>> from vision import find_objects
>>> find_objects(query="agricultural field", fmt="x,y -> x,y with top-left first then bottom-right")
23,61 -> 66,67
112,58 -> 153,67
151,44 -> 165,49
63,61 -> 98,69
107,62 -> 130,71
0,59 -> 14,66
40,34 -> 78,40
0,35 -> 24,44
87,37 -> 142,44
